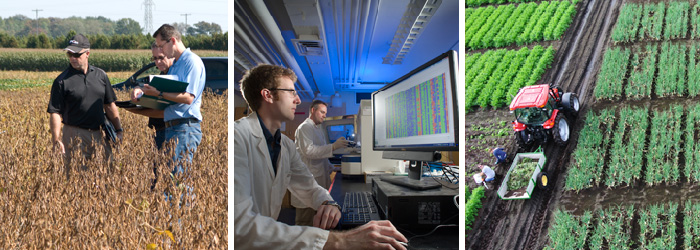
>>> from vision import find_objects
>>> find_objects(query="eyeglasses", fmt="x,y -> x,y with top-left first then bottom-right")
151,56 -> 166,62
155,39 -> 171,50
66,51 -> 86,58
269,88 -> 298,97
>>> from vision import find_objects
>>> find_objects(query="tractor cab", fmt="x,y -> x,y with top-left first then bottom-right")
509,84 -> 580,149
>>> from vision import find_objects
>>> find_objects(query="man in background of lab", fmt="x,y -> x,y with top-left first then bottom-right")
292,100 -> 349,226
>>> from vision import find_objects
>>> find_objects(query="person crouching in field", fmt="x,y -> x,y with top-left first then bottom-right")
47,34 -> 123,171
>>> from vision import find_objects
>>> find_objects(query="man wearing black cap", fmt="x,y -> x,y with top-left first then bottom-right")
47,34 -> 123,167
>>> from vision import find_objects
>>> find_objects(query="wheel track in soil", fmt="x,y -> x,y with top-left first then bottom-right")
466,0 -> 621,249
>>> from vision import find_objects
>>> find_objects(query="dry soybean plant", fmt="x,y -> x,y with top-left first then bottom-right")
0,87 -> 227,249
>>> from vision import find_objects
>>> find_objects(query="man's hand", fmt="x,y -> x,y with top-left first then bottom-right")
332,137 -> 349,150
130,87 -> 144,102
323,220 -> 408,250
54,140 -> 65,154
314,204 -> 341,229
116,131 -> 124,141
141,84 -> 161,97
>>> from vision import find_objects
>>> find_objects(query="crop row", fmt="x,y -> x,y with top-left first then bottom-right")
594,42 -> 700,101
465,0 -> 537,8
466,46 -> 555,111
606,106 -> 648,187
0,48 -> 227,72
565,108 -> 616,190
548,202 -> 689,249
611,1 -> 691,43
566,103 -> 700,191
646,104 -> 683,185
465,1 -> 578,50
593,47 -> 630,100
465,186 -> 485,230
685,104 -> 700,182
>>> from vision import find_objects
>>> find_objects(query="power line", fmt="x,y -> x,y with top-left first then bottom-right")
181,13 -> 191,28
143,0 -> 154,34
32,9 -> 42,35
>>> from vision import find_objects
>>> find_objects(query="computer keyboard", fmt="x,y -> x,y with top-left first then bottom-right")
341,191 -> 381,228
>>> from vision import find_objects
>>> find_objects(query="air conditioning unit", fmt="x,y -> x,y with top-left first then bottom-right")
292,39 -> 324,56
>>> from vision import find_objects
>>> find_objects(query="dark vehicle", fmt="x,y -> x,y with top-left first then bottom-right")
112,57 -> 227,94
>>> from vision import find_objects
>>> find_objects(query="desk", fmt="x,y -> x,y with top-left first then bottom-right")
330,172 -> 458,250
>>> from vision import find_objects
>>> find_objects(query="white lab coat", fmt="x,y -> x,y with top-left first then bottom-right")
234,112 -> 333,249
291,118 -> 334,208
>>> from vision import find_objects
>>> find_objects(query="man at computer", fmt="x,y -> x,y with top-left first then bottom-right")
234,64 -> 408,249
293,99 -> 349,226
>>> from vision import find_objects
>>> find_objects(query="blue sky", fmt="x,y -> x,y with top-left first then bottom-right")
0,0 -> 228,33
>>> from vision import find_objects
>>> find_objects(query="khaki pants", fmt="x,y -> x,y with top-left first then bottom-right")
63,124 -> 112,169
295,207 -> 317,226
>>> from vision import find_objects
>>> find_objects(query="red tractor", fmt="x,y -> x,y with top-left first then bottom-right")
509,84 -> 580,149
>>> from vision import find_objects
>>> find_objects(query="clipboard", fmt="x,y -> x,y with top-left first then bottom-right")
131,75 -> 188,110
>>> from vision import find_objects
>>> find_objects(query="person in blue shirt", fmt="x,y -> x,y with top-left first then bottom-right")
491,147 -> 507,165
131,24 -> 206,176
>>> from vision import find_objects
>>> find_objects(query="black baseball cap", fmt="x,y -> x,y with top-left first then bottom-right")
64,34 -> 90,53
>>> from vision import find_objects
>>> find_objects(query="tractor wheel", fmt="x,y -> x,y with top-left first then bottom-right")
537,171 -> 549,189
552,115 -> 570,146
562,93 -> 580,117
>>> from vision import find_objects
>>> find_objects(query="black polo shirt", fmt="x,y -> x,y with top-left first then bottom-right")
47,65 -> 117,130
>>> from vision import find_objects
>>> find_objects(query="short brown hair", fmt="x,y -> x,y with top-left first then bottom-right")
153,24 -> 181,42
309,99 -> 327,112
240,64 -> 297,111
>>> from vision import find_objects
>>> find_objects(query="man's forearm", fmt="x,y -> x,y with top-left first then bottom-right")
161,91 -> 195,105
49,113 -> 62,142
104,103 -> 123,130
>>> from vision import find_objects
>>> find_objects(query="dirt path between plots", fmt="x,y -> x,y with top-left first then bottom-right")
465,0 -> 621,249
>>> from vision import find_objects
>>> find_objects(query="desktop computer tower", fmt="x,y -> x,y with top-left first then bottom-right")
371,178 -> 458,230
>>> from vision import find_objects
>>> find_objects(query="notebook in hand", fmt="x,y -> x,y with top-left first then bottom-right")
131,75 -> 188,110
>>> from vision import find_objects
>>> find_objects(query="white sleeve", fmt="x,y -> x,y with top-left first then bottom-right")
296,123 -> 333,160
234,128 -> 329,250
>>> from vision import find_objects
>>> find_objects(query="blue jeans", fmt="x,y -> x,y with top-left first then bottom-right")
165,121 -> 202,176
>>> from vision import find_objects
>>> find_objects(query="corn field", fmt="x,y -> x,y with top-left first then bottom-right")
0,71 -> 134,90
0,48 -> 227,72
0,87 -> 227,248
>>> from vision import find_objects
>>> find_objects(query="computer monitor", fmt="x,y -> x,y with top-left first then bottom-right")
323,118 -> 355,144
372,50 -> 459,189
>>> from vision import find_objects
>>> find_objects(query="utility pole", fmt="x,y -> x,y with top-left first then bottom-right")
32,9 -> 42,35
181,13 -> 191,33
143,0 -> 154,34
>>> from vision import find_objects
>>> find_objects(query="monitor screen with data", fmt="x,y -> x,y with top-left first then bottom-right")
372,50 -> 458,152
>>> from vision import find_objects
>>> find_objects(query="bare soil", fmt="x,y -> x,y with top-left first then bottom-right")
465,0 -> 623,248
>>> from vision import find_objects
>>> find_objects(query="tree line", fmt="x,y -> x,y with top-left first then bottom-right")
0,15 -> 226,50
